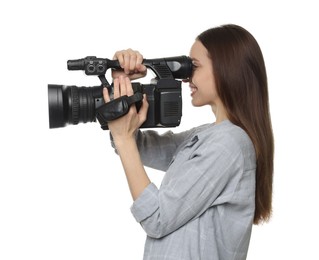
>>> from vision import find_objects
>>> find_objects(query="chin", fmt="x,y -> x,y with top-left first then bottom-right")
191,99 -> 201,107
192,98 -> 203,107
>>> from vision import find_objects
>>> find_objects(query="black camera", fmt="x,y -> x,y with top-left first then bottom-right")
48,55 -> 193,129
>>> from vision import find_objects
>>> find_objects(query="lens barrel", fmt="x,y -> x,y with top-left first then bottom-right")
48,84 -> 100,129
48,85 -> 66,128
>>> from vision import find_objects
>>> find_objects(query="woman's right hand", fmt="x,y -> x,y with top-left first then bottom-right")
112,48 -> 147,80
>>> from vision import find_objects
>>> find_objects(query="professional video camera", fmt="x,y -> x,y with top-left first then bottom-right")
48,55 -> 193,129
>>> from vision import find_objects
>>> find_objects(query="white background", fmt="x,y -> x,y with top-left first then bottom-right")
0,0 -> 318,259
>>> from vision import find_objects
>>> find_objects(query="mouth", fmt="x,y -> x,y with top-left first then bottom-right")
190,83 -> 198,96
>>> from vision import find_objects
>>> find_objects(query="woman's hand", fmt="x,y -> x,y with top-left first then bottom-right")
103,75 -> 149,142
104,74 -> 151,202
112,48 -> 147,80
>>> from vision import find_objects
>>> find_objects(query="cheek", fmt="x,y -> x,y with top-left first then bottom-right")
200,76 -> 219,104
192,67 -> 218,97
204,84 -> 218,102
202,73 -> 217,94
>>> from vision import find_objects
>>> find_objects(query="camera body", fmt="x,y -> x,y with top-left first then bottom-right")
132,79 -> 182,128
48,55 -> 193,129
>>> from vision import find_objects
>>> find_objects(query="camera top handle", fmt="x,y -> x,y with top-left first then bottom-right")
67,55 -> 193,86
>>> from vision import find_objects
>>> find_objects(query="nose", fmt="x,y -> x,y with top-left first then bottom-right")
182,78 -> 190,83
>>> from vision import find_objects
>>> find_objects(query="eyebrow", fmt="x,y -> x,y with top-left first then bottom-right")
191,57 -> 199,62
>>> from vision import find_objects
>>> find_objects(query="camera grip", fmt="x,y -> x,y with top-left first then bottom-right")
96,93 -> 143,130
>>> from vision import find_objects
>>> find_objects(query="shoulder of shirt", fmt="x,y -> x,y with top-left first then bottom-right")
194,120 -> 255,156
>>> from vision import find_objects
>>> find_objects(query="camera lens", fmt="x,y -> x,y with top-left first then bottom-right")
48,85 -> 65,128
48,84 -> 100,128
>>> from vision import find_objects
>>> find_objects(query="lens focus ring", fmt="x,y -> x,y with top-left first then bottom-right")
71,86 -> 80,125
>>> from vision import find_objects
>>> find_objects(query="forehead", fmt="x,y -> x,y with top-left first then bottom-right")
190,40 -> 209,60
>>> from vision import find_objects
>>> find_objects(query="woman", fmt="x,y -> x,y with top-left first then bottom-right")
103,24 -> 274,260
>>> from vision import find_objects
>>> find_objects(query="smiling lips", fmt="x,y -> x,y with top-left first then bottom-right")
190,83 -> 198,96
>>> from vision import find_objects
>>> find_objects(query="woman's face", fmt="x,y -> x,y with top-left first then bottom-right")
189,40 -> 220,108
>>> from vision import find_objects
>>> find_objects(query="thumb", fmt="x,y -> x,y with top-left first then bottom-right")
103,87 -> 111,102
138,94 -> 149,125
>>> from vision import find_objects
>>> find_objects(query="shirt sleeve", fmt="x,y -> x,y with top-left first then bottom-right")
135,129 -> 195,171
130,140 -> 244,239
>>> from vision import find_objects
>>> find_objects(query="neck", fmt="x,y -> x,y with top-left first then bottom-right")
212,103 -> 228,124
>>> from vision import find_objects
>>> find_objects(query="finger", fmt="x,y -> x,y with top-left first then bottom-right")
113,50 -> 125,69
123,52 -> 131,74
111,69 -> 126,79
136,52 -> 146,72
136,63 -> 147,74
113,78 -> 120,98
103,87 -> 111,102
135,51 -> 143,64
125,77 -> 134,96
127,49 -> 137,73
119,76 -> 127,96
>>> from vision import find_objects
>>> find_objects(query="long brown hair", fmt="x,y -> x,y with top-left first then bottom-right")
197,24 -> 274,224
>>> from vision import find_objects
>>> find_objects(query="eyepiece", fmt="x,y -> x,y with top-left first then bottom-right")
165,56 -> 193,79
143,56 -> 193,80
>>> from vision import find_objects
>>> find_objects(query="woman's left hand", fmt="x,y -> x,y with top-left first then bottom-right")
103,75 -> 149,142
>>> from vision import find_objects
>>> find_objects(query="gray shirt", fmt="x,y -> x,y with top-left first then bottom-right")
130,120 -> 256,260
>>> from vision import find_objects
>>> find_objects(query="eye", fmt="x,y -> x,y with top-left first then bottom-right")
191,60 -> 200,75
192,64 -> 198,74
192,60 -> 199,68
